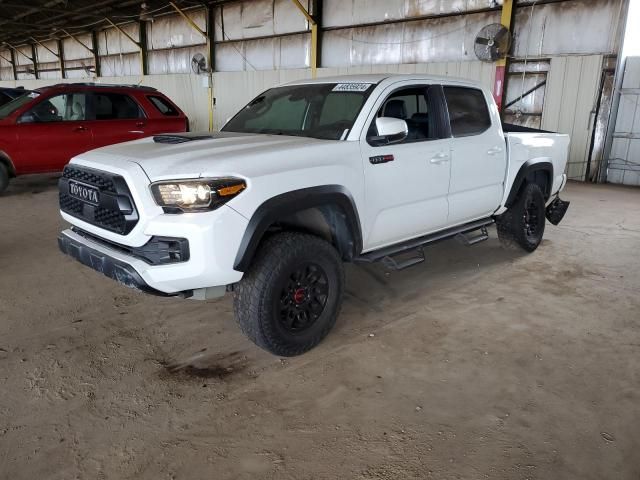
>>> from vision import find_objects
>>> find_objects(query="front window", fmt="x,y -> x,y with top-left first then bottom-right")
222,83 -> 375,141
0,92 -> 39,119
21,93 -> 88,123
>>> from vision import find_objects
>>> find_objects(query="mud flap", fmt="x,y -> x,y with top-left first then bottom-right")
545,197 -> 570,225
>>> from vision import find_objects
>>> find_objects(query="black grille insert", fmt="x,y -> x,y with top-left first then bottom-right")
59,166 -> 139,235
73,228 -> 189,265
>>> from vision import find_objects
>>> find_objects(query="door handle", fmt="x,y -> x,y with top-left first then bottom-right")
487,146 -> 503,155
430,152 -> 450,164
136,121 -> 146,128
73,125 -> 87,132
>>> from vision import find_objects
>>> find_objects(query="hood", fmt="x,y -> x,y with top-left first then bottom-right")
82,131 -> 335,181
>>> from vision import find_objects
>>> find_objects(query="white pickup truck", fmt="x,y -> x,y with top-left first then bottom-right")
58,74 -> 570,356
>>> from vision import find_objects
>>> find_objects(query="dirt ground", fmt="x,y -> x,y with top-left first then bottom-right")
0,176 -> 639,480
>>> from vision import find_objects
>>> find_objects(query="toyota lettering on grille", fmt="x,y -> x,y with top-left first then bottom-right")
68,180 -> 100,206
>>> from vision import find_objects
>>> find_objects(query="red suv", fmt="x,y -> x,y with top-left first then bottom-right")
0,83 -> 188,193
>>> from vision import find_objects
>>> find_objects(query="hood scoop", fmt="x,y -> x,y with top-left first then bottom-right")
152,131 -> 256,145
153,133 -> 215,144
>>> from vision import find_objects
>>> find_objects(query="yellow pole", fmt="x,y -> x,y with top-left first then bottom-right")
493,0 -> 514,111
290,0 -> 317,78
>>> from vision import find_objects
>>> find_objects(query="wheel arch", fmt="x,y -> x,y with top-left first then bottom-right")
505,159 -> 553,208
0,151 -> 16,177
233,186 -> 363,272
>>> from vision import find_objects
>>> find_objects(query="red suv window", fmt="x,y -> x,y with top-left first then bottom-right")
94,93 -> 144,120
147,95 -> 179,116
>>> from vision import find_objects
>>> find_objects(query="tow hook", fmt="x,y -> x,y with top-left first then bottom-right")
546,196 -> 570,225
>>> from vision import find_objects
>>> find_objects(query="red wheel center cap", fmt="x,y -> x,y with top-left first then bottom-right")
293,288 -> 306,304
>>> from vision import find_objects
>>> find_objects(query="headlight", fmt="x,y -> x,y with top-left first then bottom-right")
151,177 -> 246,212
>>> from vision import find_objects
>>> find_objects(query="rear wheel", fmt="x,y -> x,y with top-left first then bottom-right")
496,182 -> 546,252
234,232 -> 345,356
0,163 -> 9,194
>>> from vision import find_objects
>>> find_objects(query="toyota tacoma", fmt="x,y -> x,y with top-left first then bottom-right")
58,74 -> 570,356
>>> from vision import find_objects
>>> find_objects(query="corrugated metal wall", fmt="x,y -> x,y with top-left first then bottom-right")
607,56 -> 640,186
0,0 -> 627,182
542,55 -> 604,180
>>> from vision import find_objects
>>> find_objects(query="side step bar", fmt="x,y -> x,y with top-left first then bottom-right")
356,218 -> 494,268
456,226 -> 489,246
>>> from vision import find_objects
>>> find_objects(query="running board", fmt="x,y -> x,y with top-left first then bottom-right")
381,249 -> 425,271
356,218 -> 494,265
455,226 -> 489,246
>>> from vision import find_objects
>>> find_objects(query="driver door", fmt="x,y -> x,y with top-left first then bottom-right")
16,92 -> 93,172
359,83 -> 452,251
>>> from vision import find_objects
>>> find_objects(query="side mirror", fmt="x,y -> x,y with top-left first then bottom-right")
369,117 -> 408,146
17,112 -> 37,124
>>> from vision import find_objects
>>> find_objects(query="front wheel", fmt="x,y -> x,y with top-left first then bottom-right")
496,182 -> 546,252
233,232 -> 345,356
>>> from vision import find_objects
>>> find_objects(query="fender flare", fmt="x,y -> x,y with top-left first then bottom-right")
233,185 -> 363,272
505,159 -> 554,207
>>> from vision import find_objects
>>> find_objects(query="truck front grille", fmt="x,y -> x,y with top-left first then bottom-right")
59,166 -> 139,235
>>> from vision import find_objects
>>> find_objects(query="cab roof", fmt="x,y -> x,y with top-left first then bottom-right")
34,83 -> 158,93
284,73 -> 481,88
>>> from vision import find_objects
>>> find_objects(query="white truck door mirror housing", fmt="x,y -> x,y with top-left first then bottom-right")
372,117 -> 408,145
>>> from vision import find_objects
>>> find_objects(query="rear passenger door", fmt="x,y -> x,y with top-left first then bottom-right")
88,92 -> 147,149
444,86 -> 507,225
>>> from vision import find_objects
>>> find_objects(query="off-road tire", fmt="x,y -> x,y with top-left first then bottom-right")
0,163 -> 9,194
496,182 -> 546,252
233,232 -> 345,357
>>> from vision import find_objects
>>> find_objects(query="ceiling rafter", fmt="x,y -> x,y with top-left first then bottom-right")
0,0 -> 209,47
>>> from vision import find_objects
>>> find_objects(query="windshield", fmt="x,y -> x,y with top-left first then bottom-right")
0,92 -> 39,119
222,83 -> 374,140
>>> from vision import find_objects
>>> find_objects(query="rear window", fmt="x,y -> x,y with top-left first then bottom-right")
443,87 -> 491,137
94,93 -> 143,120
147,95 -> 179,116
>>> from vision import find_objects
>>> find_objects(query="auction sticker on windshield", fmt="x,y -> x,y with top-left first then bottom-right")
332,83 -> 372,92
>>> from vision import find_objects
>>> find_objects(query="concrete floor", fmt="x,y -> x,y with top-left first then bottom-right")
0,177 -> 639,479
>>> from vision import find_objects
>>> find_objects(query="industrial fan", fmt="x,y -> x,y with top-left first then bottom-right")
191,53 -> 209,74
474,23 -> 512,62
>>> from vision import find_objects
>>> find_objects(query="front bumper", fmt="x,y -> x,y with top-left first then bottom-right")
58,230 -> 183,297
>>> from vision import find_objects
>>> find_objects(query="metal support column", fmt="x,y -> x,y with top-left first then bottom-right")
493,0 -> 515,112
10,49 -> 17,80
291,0 -> 318,78
139,21 -> 149,76
30,44 -> 39,79
91,31 -> 101,77
58,40 -> 66,78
